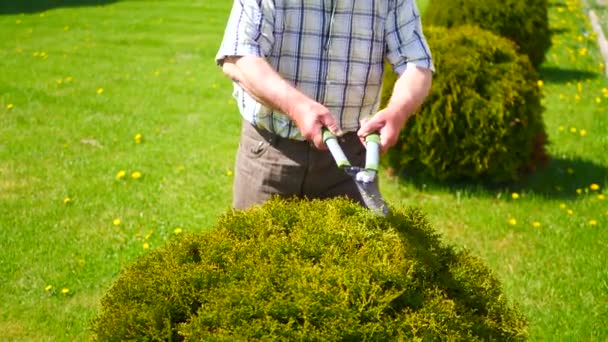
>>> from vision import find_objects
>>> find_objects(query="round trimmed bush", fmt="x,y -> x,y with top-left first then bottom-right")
424,0 -> 551,68
91,198 -> 528,341
383,25 -> 547,182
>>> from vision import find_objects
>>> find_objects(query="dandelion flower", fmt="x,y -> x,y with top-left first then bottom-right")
116,170 -> 126,180
134,133 -> 142,144
570,127 -> 577,133
61,288 -> 70,295
143,242 -> 150,249
589,220 -> 598,226
598,194 -> 606,200
113,218 -> 121,226
590,184 -> 600,191
174,227 -> 183,234
6,103 -> 14,110
579,129 -> 587,137
537,80 -> 544,88
508,218 -> 517,226
63,197 -> 72,205
567,209 -> 574,216
532,221 -> 541,228
97,88 -> 104,95
560,203 -> 567,209
576,188 -> 582,195
226,170 -> 233,176
131,171 -> 142,179
511,192 -> 520,199
45,285 -> 53,292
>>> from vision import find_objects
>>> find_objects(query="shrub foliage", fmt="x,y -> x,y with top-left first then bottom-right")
424,0 -> 551,68
383,25 -> 547,182
92,198 -> 527,341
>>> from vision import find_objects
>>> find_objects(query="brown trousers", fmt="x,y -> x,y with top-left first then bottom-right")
232,121 -> 368,209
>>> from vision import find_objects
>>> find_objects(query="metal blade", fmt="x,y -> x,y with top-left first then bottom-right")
354,180 -> 389,216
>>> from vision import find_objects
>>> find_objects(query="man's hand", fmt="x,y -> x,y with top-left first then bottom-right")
288,100 -> 341,150
358,65 -> 432,152
358,107 -> 407,153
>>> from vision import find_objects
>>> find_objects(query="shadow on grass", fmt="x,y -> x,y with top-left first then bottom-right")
394,156 -> 608,200
539,66 -> 599,83
0,0 -> 119,14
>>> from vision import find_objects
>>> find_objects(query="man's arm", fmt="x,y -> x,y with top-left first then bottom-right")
222,55 -> 341,148
358,65 -> 432,152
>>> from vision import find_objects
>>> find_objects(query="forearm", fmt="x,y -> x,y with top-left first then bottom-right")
222,55 -> 311,119
385,65 -> 433,125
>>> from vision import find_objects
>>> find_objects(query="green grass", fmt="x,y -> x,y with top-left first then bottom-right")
0,0 -> 606,340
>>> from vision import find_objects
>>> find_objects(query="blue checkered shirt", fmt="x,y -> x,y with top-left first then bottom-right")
216,0 -> 434,140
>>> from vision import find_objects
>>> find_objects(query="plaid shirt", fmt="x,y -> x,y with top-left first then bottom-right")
216,0 -> 434,140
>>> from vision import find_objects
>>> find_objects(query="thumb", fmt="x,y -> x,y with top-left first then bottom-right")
320,115 -> 343,136
358,116 -> 384,138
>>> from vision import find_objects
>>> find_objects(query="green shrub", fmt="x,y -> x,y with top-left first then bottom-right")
383,25 -> 548,182
91,198 -> 528,341
424,0 -> 551,68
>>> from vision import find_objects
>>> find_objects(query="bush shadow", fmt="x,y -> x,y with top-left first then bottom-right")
392,156 -> 608,201
539,66 -> 599,83
0,0 -> 119,14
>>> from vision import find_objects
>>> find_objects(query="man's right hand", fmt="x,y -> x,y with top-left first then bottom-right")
288,100 -> 342,150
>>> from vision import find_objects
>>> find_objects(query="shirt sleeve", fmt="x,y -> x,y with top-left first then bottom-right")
215,0 -> 275,66
385,0 -> 434,75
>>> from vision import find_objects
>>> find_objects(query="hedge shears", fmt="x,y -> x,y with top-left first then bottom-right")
322,129 -> 389,216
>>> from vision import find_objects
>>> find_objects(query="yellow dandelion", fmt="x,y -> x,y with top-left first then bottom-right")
143,242 -> 150,249
579,129 -> 587,137
131,171 -> 142,179
511,192 -> 520,200
134,133 -> 142,143
575,94 -> 581,101
63,197 -> 72,205
226,170 -> 233,176
61,288 -> 70,295
96,88 -> 104,95
596,97 -> 602,104
559,203 -> 567,209
590,184 -> 600,191
56,79 -> 63,85
576,188 -> 582,195
508,218 -> 517,226
570,127 -> 577,133
174,227 -> 183,234
558,126 -> 565,132
65,76 -> 73,83
567,209 -> 574,216
598,194 -> 606,200
113,218 -> 121,226
116,170 -> 126,180
45,285 -> 53,292
532,221 -> 541,228
6,103 -> 14,110
537,80 -> 544,88
589,220 -> 598,226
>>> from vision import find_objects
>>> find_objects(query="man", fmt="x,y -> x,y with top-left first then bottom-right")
216,0 -> 434,210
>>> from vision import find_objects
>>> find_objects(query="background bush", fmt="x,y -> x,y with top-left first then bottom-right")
91,198 -> 528,341
382,25 -> 548,183
424,0 -> 551,68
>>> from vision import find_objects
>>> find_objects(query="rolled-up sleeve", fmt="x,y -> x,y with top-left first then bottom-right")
385,0 -> 434,75
215,0 -> 275,66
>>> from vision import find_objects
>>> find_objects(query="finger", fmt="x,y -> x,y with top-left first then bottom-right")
312,131 -> 327,150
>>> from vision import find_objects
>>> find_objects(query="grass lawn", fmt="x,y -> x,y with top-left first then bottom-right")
1,0 -> 607,340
